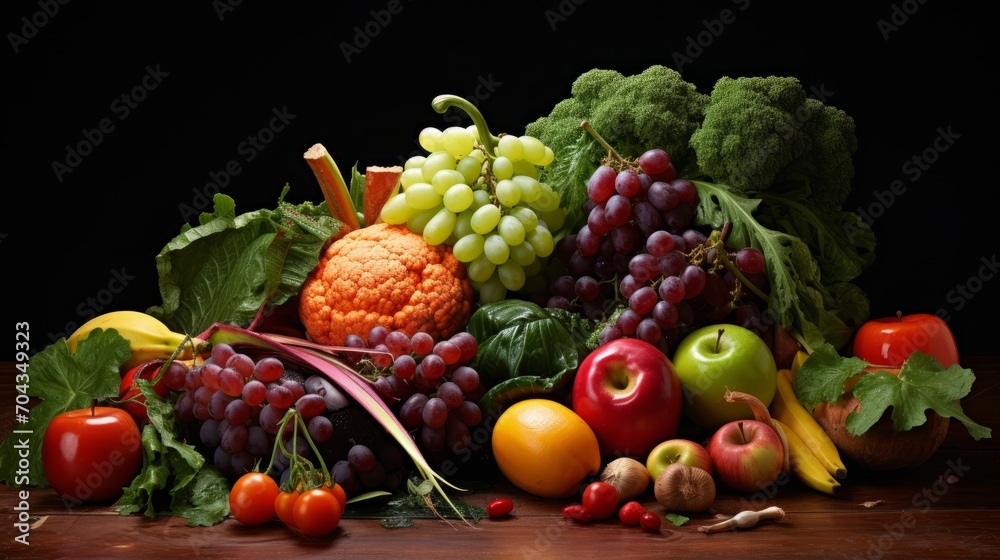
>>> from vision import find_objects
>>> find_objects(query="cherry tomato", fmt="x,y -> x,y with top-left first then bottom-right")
487,497 -> 514,518
322,480 -> 348,512
274,489 -> 300,528
582,481 -> 619,520
639,511 -> 662,532
618,501 -> 647,524
561,504 -> 593,523
41,406 -> 143,503
292,488 -> 342,537
228,472 -> 280,526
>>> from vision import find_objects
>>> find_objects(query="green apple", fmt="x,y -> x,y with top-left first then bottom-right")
645,438 -> 713,482
671,324 -> 777,430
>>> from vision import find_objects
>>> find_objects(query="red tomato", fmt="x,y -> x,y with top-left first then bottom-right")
274,489 -> 300,528
41,406 -> 143,502
487,497 -> 514,518
582,481 -> 619,520
229,472 -> 280,526
118,359 -> 171,424
852,313 -> 960,368
322,480 -> 348,512
292,488 -> 342,537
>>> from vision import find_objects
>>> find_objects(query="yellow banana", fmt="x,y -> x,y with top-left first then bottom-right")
67,310 -> 205,371
772,418 -> 841,495
770,368 -> 848,480
790,350 -> 810,378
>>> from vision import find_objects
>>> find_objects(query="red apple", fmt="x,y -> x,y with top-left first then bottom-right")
853,312 -> 959,368
572,338 -> 682,459
707,419 -> 784,493
645,438 -> 713,481
42,406 -> 143,503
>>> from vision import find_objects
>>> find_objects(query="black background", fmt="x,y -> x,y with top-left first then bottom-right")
2,1 -> 995,363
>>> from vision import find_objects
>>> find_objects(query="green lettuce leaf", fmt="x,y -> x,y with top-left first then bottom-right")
0,329 -> 130,487
147,187 -> 341,336
692,180 -> 867,352
115,379 -> 229,526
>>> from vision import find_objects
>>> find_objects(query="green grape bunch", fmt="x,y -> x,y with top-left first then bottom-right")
380,95 -> 565,304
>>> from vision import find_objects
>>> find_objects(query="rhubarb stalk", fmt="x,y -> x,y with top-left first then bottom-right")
304,143 -> 361,232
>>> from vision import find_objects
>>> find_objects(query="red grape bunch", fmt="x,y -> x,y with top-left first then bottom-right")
171,342 -> 408,499
547,148 -> 772,354
340,326 -> 485,460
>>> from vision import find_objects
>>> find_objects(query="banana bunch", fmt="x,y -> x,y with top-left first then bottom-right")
67,311 -> 206,371
770,365 -> 848,495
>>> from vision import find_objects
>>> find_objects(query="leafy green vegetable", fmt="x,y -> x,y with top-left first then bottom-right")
689,76 -> 857,213
693,180 -> 869,352
467,300 -> 593,411
147,187 -> 341,337
0,329 -> 131,487
115,379 -> 230,526
666,512 -> 690,527
792,344 -> 868,404
754,192 -> 876,285
796,344 -> 992,439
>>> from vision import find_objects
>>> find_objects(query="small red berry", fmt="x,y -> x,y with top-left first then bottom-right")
639,511 -> 662,532
562,504 -> 593,523
487,498 -> 514,518
618,501 -> 647,524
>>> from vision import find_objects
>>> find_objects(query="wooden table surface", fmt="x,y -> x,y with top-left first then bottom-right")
1,357 -> 997,559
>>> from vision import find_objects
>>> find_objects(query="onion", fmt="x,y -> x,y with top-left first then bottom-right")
811,369 -> 949,471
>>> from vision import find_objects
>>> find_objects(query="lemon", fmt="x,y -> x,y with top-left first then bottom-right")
491,398 -> 601,499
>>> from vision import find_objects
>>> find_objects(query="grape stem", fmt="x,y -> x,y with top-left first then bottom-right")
431,95 -> 500,157
270,408 -> 332,492
710,225 -> 771,304
581,121 -> 626,165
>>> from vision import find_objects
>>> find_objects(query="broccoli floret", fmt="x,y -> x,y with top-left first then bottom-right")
689,76 -> 858,211
525,66 -> 709,228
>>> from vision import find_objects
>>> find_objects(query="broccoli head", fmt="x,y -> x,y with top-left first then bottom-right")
525,65 -> 709,228
689,75 -> 857,211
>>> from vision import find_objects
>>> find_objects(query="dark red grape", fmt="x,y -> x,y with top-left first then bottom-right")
638,148 -> 672,175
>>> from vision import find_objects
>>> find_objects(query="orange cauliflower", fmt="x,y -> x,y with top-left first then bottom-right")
298,222 -> 474,346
